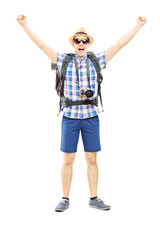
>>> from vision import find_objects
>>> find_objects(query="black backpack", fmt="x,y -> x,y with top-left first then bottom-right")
51,52 -> 104,116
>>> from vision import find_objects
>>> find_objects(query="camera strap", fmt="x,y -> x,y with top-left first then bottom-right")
74,57 -> 91,88
86,57 -> 91,88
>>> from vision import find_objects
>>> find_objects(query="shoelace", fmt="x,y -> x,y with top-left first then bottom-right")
97,198 -> 103,203
60,199 -> 68,204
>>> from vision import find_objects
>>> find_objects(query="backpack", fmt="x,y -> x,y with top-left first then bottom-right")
51,52 -> 104,116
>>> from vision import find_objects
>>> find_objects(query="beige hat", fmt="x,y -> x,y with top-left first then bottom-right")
69,27 -> 94,45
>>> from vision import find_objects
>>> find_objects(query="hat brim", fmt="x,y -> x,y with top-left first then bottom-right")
69,33 -> 94,45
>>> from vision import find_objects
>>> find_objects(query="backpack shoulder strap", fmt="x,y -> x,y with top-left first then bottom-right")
54,53 -> 75,116
87,52 -> 103,82
51,53 -> 74,73
87,52 -> 104,112
61,53 -> 75,80
60,53 -> 75,97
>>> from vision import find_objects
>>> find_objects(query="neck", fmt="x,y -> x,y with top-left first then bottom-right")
75,53 -> 87,59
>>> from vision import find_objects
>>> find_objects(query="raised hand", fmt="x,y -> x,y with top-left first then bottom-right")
136,16 -> 147,27
16,14 -> 27,27
16,14 -> 57,64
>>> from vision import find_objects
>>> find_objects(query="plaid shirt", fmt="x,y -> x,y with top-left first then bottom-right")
56,51 -> 106,119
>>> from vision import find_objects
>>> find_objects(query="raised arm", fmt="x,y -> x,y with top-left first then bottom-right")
16,15 -> 57,64
105,16 -> 147,63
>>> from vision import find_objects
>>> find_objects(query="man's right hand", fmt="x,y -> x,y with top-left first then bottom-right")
16,15 -> 27,27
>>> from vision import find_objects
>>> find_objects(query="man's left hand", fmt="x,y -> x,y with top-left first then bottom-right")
136,16 -> 147,27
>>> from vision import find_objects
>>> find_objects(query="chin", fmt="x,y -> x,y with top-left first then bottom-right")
77,52 -> 86,58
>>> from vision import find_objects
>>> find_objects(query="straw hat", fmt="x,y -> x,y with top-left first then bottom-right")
69,27 -> 94,45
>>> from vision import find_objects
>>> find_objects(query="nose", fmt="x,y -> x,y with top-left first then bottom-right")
79,40 -> 83,45
79,40 -> 84,46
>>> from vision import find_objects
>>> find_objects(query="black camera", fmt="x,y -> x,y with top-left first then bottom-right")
79,88 -> 94,98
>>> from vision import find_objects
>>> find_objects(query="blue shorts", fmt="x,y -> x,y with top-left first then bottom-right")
60,115 -> 101,153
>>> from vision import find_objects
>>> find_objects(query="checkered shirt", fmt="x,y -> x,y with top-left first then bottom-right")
56,51 -> 106,119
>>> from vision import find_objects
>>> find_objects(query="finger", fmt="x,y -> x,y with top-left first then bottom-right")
16,16 -> 21,21
16,15 -> 22,21
140,16 -> 146,21
19,15 -> 23,20
17,14 -> 25,20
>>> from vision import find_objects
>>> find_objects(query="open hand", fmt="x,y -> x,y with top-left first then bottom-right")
16,14 -> 27,26
136,16 -> 147,27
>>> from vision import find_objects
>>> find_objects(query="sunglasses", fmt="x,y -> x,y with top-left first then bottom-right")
73,38 -> 90,45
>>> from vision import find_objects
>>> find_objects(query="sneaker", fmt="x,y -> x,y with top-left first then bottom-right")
55,199 -> 70,212
89,197 -> 111,210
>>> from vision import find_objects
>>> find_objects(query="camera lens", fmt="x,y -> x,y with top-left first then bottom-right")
85,89 -> 93,98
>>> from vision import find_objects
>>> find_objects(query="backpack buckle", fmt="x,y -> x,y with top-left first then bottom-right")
61,97 -> 69,108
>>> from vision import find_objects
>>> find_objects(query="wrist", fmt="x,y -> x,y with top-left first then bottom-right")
21,23 -> 27,29
136,21 -> 144,30
135,23 -> 142,31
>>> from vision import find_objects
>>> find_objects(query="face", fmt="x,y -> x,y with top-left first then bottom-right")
72,35 -> 90,58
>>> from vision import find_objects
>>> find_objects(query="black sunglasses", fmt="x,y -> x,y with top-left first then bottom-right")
73,38 -> 90,45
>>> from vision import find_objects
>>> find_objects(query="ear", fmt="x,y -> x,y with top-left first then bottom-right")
87,43 -> 91,49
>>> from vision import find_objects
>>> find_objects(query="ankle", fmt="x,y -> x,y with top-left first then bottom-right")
62,197 -> 69,201
90,196 -> 97,200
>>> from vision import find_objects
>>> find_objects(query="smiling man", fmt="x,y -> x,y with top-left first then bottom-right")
71,34 -> 91,58
16,15 -> 146,212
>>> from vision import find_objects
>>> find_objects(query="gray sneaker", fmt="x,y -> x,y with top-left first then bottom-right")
89,197 -> 111,210
55,199 -> 70,212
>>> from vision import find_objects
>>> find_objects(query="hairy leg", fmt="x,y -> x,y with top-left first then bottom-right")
85,152 -> 98,198
61,152 -> 76,198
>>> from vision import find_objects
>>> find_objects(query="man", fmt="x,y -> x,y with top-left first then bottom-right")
16,15 -> 147,212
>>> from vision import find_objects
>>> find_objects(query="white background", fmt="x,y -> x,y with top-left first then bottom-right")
0,0 -> 160,239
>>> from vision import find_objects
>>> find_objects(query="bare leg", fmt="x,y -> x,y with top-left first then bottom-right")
85,152 -> 98,198
61,152 -> 76,198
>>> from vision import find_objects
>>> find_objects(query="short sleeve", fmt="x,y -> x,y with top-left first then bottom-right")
95,51 -> 107,70
56,53 -> 67,72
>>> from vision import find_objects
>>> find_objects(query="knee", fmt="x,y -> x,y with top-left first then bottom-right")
63,153 -> 76,166
85,152 -> 97,165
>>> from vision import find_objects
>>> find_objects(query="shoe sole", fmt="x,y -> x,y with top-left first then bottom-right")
55,206 -> 69,212
89,205 -> 111,211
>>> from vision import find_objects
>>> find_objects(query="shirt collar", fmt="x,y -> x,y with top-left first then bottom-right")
75,54 -> 87,62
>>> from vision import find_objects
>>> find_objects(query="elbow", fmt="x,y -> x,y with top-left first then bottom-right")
39,42 -> 45,50
116,40 -> 123,49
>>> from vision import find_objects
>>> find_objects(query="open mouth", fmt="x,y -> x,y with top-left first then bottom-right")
78,48 -> 84,52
